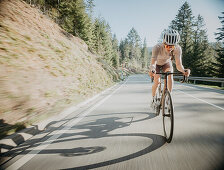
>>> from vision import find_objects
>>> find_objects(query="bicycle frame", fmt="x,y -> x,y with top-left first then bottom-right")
156,73 -> 168,112
154,72 -> 186,114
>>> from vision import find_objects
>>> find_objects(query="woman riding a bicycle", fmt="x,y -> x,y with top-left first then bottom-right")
149,29 -> 191,104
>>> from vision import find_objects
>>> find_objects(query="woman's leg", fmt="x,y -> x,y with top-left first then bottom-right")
152,74 -> 160,97
167,74 -> 173,92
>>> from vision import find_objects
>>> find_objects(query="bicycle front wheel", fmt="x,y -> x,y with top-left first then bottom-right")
162,90 -> 174,143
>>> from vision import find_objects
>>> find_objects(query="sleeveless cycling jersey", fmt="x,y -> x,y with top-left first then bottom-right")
150,43 -> 185,73
151,43 -> 182,65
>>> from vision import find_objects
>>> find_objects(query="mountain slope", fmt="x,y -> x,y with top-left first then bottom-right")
0,0 -> 114,137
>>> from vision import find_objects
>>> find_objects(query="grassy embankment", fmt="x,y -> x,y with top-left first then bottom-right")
0,0 -> 122,139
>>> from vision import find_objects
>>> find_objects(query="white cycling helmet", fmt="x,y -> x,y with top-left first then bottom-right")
163,29 -> 180,45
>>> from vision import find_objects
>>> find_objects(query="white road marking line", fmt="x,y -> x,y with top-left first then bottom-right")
6,80 -> 127,170
176,89 -> 224,111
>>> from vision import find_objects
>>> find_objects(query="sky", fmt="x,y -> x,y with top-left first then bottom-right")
93,0 -> 224,47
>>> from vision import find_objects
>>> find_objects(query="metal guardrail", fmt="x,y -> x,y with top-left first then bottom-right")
174,76 -> 224,87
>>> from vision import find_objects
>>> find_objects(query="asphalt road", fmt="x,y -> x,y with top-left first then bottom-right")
1,74 -> 224,170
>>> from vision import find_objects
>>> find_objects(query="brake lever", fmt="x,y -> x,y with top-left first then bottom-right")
181,71 -> 188,83
180,76 -> 185,83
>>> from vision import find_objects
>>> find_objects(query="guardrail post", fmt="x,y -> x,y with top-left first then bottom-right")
194,80 -> 196,84
221,82 -> 224,87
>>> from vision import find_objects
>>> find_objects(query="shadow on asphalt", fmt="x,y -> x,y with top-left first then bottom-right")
58,113 -> 165,169
1,112 -> 166,169
86,111 -> 157,123
61,133 -> 165,170
42,146 -> 107,157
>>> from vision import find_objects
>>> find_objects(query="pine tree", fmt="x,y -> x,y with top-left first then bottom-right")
141,38 -> 150,68
58,1 -> 74,34
112,35 -> 120,68
214,12 -> 224,78
126,27 -> 142,69
92,17 -> 113,65
119,39 -> 130,65
103,23 -> 114,65
206,43 -> 219,77
127,28 -> 141,60
123,38 -> 131,64
92,18 -> 104,54
84,0 -> 95,51
119,40 -> 125,63
170,2 -> 194,69
191,15 -> 211,76
58,0 -> 93,48
216,12 -> 224,41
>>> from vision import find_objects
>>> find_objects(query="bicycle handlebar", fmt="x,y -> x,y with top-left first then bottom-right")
151,71 -> 188,83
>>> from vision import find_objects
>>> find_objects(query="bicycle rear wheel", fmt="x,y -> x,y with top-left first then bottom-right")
162,90 -> 174,143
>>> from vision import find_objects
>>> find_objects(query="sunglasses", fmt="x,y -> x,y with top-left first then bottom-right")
164,44 -> 175,49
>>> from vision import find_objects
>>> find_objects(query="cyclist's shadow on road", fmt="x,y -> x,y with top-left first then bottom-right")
57,111 -> 166,169
62,133 -> 166,170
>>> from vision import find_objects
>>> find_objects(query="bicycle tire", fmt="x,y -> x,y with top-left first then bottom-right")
162,90 -> 174,143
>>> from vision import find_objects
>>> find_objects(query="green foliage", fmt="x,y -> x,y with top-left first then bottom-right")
170,2 -> 194,69
127,27 -> 141,61
58,0 -> 94,48
170,2 -> 220,78
119,38 -> 130,64
214,45 -> 224,78
119,28 -> 149,71
92,17 -> 113,65
141,38 -> 150,68
23,0 -> 150,72
191,15 -> 212,76
214,12 -> 224,78
215,12 -> 224,41
112,34 -> 120,68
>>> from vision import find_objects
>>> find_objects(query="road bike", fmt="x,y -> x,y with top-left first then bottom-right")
151,72 -> 187,143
